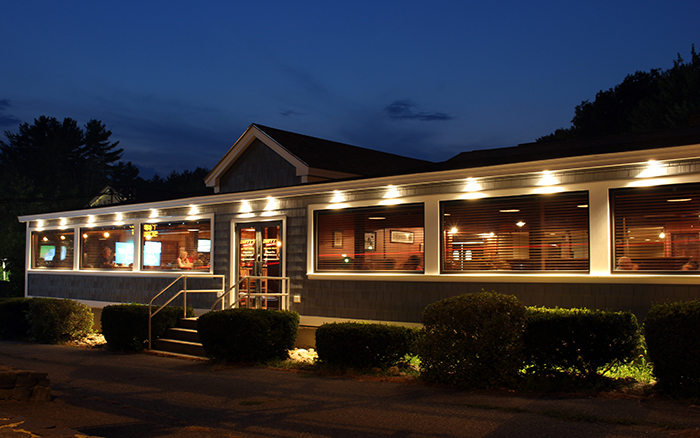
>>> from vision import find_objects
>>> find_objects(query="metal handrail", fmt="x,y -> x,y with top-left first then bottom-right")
211,275 -> 290,311
148,274 -> 225,350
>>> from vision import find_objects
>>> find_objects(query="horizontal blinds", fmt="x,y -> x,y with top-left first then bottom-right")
316,203 -> 425,271
612,183 -> 700,271
442,192 -> 589,272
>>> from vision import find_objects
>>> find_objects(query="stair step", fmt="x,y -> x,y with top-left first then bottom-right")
163,327 -> 201,343
178,317 -> 199,330
154,339 -> 207,357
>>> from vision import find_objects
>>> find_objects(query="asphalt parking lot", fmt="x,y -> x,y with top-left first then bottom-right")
1,340 -> 699,438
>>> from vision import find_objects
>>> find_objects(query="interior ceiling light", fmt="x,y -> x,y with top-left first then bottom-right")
516,221 -> 526,227
369,216 -> 386,220
667,198 -> 692,202
500,209 -> 520,213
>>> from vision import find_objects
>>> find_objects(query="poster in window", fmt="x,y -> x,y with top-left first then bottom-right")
364,232 -> 376,252
391,230 -> 414,244
333,230 -> 343,248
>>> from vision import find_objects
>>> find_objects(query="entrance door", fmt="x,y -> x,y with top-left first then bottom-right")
236,221 -> 283,309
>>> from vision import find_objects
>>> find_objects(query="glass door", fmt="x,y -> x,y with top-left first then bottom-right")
236,221 -> 282,308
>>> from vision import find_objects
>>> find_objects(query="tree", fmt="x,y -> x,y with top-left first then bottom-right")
0,116 -> 128,296
539,46 -> 700,142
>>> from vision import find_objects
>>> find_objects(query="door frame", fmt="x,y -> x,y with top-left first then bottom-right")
230,215 -> 287,291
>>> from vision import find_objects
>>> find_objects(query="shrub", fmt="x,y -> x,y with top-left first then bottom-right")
644,300 -> 700,396
26,298 -> 94,344
101,304 -> 193,352
315,322 -> 419,369
0,298 -> 32,340
523,307 -> 640,380
419,290 -> 526,388
197,308 -> 300,362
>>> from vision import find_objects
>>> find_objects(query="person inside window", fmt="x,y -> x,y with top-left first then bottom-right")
616,256 -> 638,271
177,250 -> 193,269
682,260 -> 699,271
100,247 -> 115,268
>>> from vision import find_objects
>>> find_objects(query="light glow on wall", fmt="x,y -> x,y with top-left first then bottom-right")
59,218 -> 68,230
330,190 -> 345,203
637,160 -> 666,179
383,185 -> 400,198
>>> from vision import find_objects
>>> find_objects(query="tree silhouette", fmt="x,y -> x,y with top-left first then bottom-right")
539,46 -> 700,142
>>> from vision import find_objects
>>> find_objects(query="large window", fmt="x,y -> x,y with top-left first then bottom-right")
612,183 -> 700,272
31,229 -> 74,269
442,192 -> 589,272
80,225 -> 135,270
141,219 -> 211,271
316,203 -> 425,271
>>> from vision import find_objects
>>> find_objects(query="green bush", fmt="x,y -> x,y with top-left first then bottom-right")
0,298 -> 32,340
25,298 -> 94,344
523,307 -> 640,380
197,308 -> 300,362
644,300 -> 700,396
419,290 -> 526,388
315,322 -> 419,369
101,304 -> 193,352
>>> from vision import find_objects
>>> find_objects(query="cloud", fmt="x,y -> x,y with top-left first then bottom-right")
0,99 -> 22,127
279,109 -> 306,117
384,100 -> 454,122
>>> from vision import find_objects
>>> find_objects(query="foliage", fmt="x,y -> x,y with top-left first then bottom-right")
197,308 -> 299,363
644,300 -> 700,396
315,322 -> 419,370
25,298 -> 94,344
523,307 -> 641,380
0,297 -> 33,340
419,290 -> 526,389
101,304 -> 193,352
539,46 -> 700,142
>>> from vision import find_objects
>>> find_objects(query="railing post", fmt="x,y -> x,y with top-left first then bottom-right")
183,276 -> 187,318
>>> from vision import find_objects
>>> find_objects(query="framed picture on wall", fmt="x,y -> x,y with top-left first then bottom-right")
391,230 -> 414,244
364,232 -> 377,251
333,230 -> 343,248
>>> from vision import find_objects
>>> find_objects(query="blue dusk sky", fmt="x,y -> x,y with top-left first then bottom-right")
1,1 -> 698,177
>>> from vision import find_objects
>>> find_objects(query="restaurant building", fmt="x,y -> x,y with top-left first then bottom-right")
18,124 -> 700,324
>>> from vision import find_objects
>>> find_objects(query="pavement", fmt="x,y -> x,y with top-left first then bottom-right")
0,341 -> 699,438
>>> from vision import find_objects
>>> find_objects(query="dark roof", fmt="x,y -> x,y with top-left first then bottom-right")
253,124 -> 432,177
417,125 -> 700,173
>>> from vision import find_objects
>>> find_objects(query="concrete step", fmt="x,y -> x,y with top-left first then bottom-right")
178,317 -> 199,330
163,327 -> 201,343
154,338 -> 207,357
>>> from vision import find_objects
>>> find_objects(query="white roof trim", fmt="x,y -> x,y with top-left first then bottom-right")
204,124 -> 310,191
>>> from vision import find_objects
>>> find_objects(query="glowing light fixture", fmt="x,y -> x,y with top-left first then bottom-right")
667,198 -> 692,202
114,213 -> 124,225
330,190 -> 345,203
383,185 -> 400,198
149,209 -> 158,218
240,201 -> 253,213
86,215 -> 96,227
264,197 -> 278,211
59,218 -> 68,229
516,221 -> 526,228
537,171 -> 559,186
189,205 -> 199,215
637,160 -> 666,178
449,227 -> 458,234
36,220 -> 44,230
464,177 -> 482,192
659,231 -> 666,239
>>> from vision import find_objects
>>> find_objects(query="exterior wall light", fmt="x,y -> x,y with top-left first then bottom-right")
383,185 -> 400,198
637,160 -> 666,179
537,171 -> 559,186
59,218 -> 68,230
114,213 -> 124,225
149,208 -> 158,218
36,220 -> 44,231
188,205 -> 199,215
460,177 -> 486,199
330,190 -> 345,203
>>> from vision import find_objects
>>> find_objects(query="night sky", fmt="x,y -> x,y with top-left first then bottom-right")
2,1 -> 698,177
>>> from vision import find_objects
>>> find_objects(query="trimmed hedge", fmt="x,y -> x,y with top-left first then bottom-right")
0,298 -> 33,340
26,298 -> 94,344
315,322 -> 419,369
197,308 -> 300,363
644,300 -> 700,396
0,298 -> 93,343
101,304 -> 193,352
523,307 -> 640,379
419,291 -> 526,388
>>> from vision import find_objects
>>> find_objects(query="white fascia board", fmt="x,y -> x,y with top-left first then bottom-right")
18,143 -> 700,223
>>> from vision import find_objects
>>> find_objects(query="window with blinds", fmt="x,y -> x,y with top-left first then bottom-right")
612,183 -> 700,272
442,192 -> 589,272
316,203 -> 425,272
